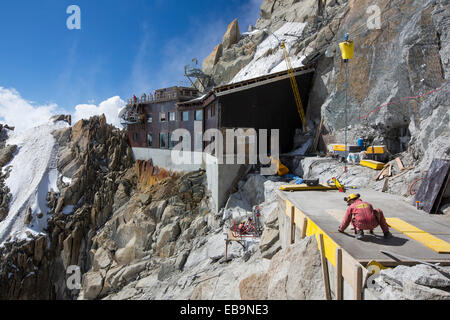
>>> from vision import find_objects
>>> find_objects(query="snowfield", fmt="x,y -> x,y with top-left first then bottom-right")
0,120 -> 70,245
231,22 -> 307,83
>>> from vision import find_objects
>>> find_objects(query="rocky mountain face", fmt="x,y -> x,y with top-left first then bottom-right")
0,124 -> 15,223
202,0 -> 449,199
0,115 -> 134,299
0,0 -> 449,301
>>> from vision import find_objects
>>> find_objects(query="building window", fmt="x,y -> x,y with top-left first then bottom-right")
147,133 -> 152,147
160,132 -> 167,149
133,132 -> 138,142
182,111 -> 189,121
195,110 -> 203,121
147,114 -> 152,123
160,112 -> 167,122
169,112 -> 176,121
211,105 -> 216,117
169,132 -> 175,149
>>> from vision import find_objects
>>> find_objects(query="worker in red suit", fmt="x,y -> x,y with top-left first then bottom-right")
338,194 -> 393,240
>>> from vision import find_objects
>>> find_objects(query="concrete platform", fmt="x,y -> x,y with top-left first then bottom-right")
277,188 -> 450,266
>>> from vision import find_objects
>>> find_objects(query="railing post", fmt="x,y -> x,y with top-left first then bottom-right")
301,218 -> 308,239
290,206 -> 295,245
354,265 -> 363,300
319,234 -> 332,300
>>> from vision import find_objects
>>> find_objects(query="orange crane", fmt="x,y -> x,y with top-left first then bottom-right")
266,29 -> 307,132
280,41 -> 307,132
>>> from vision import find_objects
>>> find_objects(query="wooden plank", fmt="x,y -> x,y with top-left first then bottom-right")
341,250 -> 369,295
354,265 -> 363,300
290,206 -> 295,245
396,158 -> 405,171
225,240 -> 229,262
336,248 -> 343,300
414,159 -> 450,213
319,234 -> 332,300
391,168 -> 412,180
373,164 -> 390,181
301,218 -> 308,239
310,117 -> 324,153
382,178 -> 389,193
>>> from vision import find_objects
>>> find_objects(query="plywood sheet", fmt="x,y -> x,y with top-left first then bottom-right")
415,159 -> 450,213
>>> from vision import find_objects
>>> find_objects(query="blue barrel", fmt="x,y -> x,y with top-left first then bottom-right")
357,138 -> 365,151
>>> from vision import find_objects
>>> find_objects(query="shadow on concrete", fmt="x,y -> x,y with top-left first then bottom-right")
360,235 -> 409,247
338,232 -> 409,246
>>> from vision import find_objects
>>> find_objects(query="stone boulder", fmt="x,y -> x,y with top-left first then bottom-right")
239,272 -> 269,300
0,144 -> 17,168
370,264 -> 450,300
202,44 -> 223,75
156,222 -> 181,252
222,19 -> 241,50
82,271 -> 104,300
240,236 -> 324,300
50,114 -> 72,125
144,200 -> 167,223
241,174 -> 267,207
259,228 -> 279,253
93,247 -> 113,271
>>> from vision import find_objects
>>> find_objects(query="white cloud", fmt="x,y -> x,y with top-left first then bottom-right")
0,86 -> 125,131
130,0 -> 262,94
0,87 -> 60,132
73,96 -> 125,128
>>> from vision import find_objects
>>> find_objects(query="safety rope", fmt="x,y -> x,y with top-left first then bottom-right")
358,86 -> 444,121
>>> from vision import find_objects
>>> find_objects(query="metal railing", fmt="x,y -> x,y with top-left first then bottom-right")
127,90 -> 199,106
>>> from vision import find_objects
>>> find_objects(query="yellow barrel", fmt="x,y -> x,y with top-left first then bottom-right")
339,41 -> 354,60
366,146 -> 387,154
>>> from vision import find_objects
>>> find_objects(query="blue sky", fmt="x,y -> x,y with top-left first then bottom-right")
0,0 -> 261,129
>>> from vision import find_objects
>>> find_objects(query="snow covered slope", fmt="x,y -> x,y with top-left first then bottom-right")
231,22 -> 307,83
0,120 -> 69,245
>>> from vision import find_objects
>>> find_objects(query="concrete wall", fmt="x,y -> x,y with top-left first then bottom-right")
132,148 -> 245,212
204,153 -> 246,211
132,147 -> 203,172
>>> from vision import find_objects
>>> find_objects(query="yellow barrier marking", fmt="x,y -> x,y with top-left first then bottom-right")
386,218 -> 450,254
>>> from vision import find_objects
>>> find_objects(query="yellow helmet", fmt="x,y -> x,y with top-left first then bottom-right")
344,193 -> 360,203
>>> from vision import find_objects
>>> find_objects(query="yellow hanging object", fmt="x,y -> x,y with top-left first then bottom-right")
271,156 -> 290,176
339,41 -> 354,60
